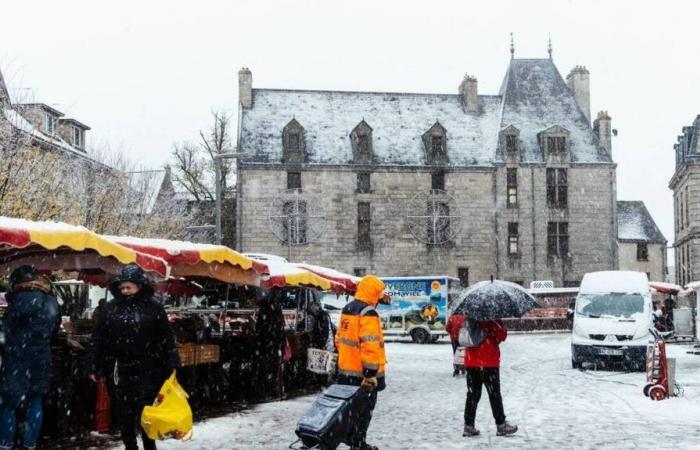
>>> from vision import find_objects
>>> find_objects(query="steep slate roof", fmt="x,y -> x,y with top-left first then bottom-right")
499,59 -> 611,164
239,58 -> 613,167
617,201 -> 666,244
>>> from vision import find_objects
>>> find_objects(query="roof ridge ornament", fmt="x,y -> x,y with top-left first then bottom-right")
548,33 -> 553,59
510,32 -> 515,60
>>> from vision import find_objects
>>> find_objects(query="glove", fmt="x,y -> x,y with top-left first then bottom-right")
360,376 -> 378,392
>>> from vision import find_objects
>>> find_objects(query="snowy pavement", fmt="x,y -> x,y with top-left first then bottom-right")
116,334 -> 700,449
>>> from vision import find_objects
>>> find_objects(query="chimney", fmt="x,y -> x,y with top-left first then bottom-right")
593,110 -> 612,156
566,66 -> 590,124
459,74 -> 478,113
238,67 -> 252,109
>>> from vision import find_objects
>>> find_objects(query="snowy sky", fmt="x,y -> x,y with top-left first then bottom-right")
1,0 -> 698,253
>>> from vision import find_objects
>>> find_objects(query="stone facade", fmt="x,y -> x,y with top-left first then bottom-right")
237,56 -> 620,287
670,117 -> 700,285
618,243 -> 665,281
616,201 -> 667,282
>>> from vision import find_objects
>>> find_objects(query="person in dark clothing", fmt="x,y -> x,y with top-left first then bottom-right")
664,296 -> 675,331
92,297 -> 107,324
462,320 -> 517,438
89,264 -> 181,450
308,301 -> 334,351
254,290 -> 286,400
0,265 -> 59,450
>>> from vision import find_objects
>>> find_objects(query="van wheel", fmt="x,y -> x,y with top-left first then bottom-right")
571,358 -> 582,369
411,328 -> 430,344
430,335 -> 440,343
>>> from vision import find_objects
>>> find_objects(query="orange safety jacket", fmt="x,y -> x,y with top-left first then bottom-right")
335,298 -> 386,379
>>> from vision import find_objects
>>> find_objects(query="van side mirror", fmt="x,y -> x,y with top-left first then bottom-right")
566,309 -> 574,322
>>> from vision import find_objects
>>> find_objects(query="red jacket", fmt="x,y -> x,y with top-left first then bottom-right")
464,320 -> 507,368
445,314 -> 465,342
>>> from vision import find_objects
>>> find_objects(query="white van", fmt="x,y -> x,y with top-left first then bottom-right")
571,271 -> 652,371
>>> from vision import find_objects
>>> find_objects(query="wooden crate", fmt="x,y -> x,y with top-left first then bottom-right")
177,344 -> 197,366
195,344 -> 220,365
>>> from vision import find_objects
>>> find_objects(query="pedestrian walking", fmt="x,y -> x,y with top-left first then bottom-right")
445,312 -> 465,375
335,275 -> 388,450
88,264 -> 181,450
254,290 -> 286,400
462,319 -> 518,437
0,265 -> 59,450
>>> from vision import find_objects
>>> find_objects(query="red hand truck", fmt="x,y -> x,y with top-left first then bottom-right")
643,328 -> 671,401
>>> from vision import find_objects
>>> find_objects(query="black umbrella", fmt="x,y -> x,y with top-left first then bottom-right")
453,279 -> 539,320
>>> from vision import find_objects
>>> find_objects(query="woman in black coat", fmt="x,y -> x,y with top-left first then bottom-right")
89,264 -> 181,450
0,265 -> 59,450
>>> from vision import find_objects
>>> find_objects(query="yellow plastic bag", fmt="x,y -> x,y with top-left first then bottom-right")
141,371 -> 193,441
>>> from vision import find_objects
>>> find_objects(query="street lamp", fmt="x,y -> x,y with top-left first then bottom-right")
213,152 -> 244,245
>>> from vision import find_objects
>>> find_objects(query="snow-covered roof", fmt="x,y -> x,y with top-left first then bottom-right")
2,107 -> 96,162
617,201 -> 666,244
499,59 -> 611,164
239,58 -> 612,167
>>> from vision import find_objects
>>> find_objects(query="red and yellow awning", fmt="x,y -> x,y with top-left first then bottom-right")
103,235 -> 268,286
0,216 -> 168,277
262,259 -> 337,291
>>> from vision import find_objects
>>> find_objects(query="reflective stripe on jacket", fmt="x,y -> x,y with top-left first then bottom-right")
335,299 -> 386,378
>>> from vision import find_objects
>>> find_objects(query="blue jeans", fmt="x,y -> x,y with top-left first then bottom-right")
0,393 -> 44,448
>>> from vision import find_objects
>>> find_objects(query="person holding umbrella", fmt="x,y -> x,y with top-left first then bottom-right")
453,278 -> 537,438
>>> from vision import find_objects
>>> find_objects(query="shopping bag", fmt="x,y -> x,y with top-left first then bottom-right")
141,371 -> 193,441
458,320 -> 485,348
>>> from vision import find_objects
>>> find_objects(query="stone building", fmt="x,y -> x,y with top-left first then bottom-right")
617,201 -> 666,281
670,115 -> 700,285
0,67 -> 93,161
236,55 -> 619,287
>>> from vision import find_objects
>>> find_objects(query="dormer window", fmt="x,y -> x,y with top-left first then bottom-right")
350,120 -> 373,164
506,135 -> 517,152
547,136 -> 566,153
44,113 -> 54,135
423,121 -> 448,165
288,133 -> 300,151
500,125 -> 520,155
538,125 -> 570,156
432,135 -> 444,153
282,119 -> 305,163
72,126 -> 83,148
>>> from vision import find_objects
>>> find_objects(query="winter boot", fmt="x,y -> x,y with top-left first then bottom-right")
496,422 -> 518,436
350,443 -> 378,450
462,424 -> 480,437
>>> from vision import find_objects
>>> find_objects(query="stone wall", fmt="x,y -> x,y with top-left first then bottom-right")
239,163 -> 617,285
618,242 -> 665,281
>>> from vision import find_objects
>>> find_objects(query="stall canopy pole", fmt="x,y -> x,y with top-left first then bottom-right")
222,284 -> 231,334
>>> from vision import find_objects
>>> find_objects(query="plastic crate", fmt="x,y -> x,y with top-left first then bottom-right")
195,345 -> 220,364
178,344 -> 197,366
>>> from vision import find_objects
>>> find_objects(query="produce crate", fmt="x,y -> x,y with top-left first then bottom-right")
177,344 -> 197,366
195,344 -> 220,365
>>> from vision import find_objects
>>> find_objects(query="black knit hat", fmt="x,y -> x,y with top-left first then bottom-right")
8,265 -> 40,289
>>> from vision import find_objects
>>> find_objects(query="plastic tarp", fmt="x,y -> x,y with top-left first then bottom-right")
295,263 -> 360,294
261,259 -> 337,291
0,216 -> 168,277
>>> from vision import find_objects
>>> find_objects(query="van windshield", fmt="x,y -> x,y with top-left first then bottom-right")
576,293 -> 645,319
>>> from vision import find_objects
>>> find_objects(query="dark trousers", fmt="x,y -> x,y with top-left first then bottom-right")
464,368 -> 506,426
451,341 -> 459,354
348,390 -> 378,446
114,393 -> 156,450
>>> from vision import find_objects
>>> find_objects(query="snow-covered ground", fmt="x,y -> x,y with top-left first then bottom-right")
116,333 -> 700,449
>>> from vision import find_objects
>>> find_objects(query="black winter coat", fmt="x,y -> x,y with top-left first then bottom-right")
90,286 -> 180,401
0,288 -> 59,404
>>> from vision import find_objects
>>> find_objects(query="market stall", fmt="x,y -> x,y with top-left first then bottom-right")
0,216 -> 171,443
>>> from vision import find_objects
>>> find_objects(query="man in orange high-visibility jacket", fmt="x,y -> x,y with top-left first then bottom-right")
335,275 -> 388,450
